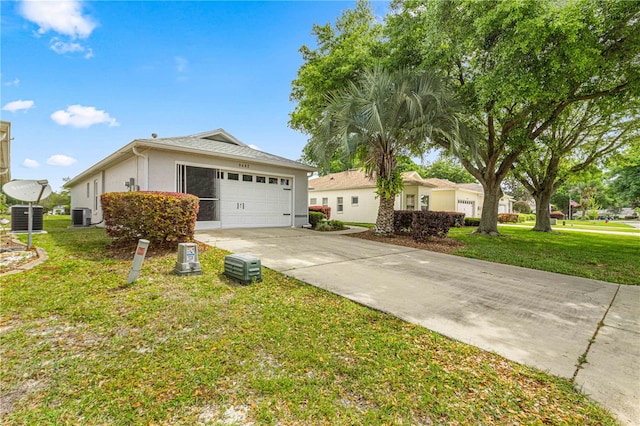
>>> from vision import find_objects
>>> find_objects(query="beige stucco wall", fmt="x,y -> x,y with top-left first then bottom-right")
309,186 -> 383,223
147,149 -> 310,227
430,189 -> 455,211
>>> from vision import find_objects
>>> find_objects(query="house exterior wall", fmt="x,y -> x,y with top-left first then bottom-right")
309,187 -> 381,223
430,190 -> 455,211
147,149 -> 309,227
69,149 -> 311,228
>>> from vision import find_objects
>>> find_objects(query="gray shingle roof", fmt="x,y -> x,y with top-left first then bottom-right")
136,135 -> 313,171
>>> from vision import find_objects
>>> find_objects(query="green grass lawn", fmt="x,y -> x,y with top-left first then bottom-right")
448,226 -> 639,285
516,220 -> 640,233
0,216 -> 617,425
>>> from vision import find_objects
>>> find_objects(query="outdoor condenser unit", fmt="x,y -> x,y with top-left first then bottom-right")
10,205 -> 44,232
224,254 -> 262,285
71,208 -> 92,227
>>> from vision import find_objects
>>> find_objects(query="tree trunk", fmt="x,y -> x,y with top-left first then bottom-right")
533,190 -> 554,232
477,180 -> 503,235
374,195 -> 396,236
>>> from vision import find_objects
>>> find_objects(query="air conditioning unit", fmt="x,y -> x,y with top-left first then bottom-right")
10,205 -> 44,232
71,208 -> 92,227
224,254 -> 262,285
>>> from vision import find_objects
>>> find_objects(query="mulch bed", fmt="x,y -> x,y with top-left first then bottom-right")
346,229 -> 465,254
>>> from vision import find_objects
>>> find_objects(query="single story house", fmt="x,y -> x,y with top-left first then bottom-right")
65,129 -> 315,229
308,169 -> 513,223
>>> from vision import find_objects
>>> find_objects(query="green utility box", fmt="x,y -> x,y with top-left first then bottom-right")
224,254 -> 262,285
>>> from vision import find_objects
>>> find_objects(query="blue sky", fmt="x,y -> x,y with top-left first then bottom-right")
1,0 -> 390,191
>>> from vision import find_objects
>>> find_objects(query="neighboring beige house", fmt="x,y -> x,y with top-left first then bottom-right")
65,129 -> 315,229
0,120 -> 10,187
308,169 -> 513,223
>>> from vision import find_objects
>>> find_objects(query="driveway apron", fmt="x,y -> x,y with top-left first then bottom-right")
196,227 -> 640,425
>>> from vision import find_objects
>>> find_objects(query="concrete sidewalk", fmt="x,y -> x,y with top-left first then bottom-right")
196,227 -> 640,425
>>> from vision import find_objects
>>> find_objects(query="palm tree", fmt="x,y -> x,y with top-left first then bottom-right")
307,66 -> 462,235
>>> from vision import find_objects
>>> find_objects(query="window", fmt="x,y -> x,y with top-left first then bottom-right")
228,173 -> 239,181
94,180 -> 99,211
269,177 -> 278,184
337,197 -> 344,213
322,197 -> 328,206
256,176 -> 266,183
242,174 -> 253,182
351,196 -> 358,206
280,178 -> 290,185
86,182 -> 90,198
310,198 -> 317,205
406,194 -> 416,210
216,171 -> 225,179
420,195 -> 430,211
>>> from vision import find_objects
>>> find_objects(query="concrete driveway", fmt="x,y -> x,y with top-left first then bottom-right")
196,227 -> 640,425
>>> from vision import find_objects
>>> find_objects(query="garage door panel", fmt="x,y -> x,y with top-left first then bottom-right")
220,172 -> 292,228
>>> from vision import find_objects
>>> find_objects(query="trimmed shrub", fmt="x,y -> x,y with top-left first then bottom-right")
550,211 -> 565,219
446,212 -> 465,227
393,210 -> 414,235
412,211 -> 451,242
464,217 -> 481,226
101,191 -> 199,247
308,211 -> 324,228
327,220 -> 345,230
309,205 -> 331,219
498,213 -> 519,223
395,210 -> 455,239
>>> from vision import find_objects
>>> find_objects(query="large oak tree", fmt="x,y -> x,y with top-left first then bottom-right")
386,0 -> 639,234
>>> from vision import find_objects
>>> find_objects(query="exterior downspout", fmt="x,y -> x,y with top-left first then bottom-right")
132,146 -> 148,190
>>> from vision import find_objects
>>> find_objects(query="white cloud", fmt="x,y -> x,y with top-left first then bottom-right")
46,154 -> 77,166
49,37 -> 93,58
2,100 -> 35,112
19,0 -> 97,39
175,56 -> 188,73
50,105 -> 119,128
23,158 -> 40,168
4,78 -> 20,86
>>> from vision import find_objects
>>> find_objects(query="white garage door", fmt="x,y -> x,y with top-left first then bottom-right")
457,200 -> 474,218
220,172 -> 292,228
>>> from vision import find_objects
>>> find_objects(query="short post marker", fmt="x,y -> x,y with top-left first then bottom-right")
127,239 -> 150,285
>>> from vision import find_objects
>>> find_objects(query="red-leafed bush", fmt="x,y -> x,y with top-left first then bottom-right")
394,210 -> 453,241
550,211 -> 565,219
412,211 -> 451,242
101,191 -> 199,247
445,212 -> 466,227
309,205 -> 331,219
498,213 -> 520,223
393,210 -> 414,235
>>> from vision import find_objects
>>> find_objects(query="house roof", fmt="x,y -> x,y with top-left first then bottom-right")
66,129 -> 315,187
309,169 -> 487,193
308,170 -> 376,190
308,169 -> 439,191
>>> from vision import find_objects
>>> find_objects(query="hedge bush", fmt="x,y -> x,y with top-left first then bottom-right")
101,191 -> 199,247
446,212 -> 465,227
394,210 -> 452,241
412,211 -> 451,242
309,205 -> 331,219
550,211 -> 565,219
308,211 -> 324,228
498,213 -> 519,223
464,217 -> 481,226
393,210 -> 414,235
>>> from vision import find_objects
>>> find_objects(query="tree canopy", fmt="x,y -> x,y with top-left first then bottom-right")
308,66 -> 461,235
384,0 -> 639,234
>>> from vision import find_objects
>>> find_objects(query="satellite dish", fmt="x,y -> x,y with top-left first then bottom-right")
2,179 -> 52,202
